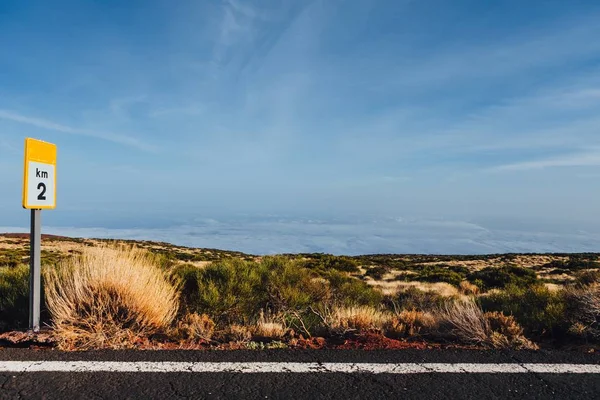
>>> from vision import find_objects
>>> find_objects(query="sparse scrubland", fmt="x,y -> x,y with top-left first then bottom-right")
0,234 -> 599,351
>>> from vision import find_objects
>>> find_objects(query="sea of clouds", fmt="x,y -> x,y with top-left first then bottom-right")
2,216 -> 599,255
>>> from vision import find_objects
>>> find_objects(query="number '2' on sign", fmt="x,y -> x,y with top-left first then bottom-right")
23,138 -> 57,209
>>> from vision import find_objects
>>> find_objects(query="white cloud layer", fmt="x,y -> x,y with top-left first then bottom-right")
2,217 -> 598,255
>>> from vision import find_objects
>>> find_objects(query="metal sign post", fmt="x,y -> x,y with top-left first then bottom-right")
22,138 -> 57,333
29,210 -> 42,331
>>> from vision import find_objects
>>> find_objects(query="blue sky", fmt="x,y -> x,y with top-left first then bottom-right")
1,0 -> 600,250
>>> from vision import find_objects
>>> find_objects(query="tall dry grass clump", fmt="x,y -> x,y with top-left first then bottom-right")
252,310 -> 287,340
384,309 -> 438,339
171,313 -> 215,342
314,305 -> 390,335
44,245 -> 179,350
438,298 -> 537,349
459,281 -> 479,296
439,298 -> 491,345
564,284 -> 600,340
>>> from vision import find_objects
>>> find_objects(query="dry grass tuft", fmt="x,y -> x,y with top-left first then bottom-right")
217,324 -> 252,343
564,284 -> 600,340
459,281 -> 479,296
369,281 -> 460,297
484,311 -> 537,349
44,245 -> 179,350
171,313 -> 215,341
438,298 -> 537,349
439,298 -> 491,345
384,309 -> 438,338
252,310 -> 286,339
314,305 -> 390,335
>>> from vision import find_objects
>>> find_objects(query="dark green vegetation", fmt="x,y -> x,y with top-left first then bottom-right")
468,265 -> 538,291
0,264 -> 29,331
173,257 -> 380,335
1,235 -> 599,350
480,284 -> 566,341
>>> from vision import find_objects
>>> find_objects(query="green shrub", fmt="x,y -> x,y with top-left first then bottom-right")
183,259 -> 267,324
171,264 -> 202,312
542,257 -> 600,271
262,257 -> 329,312
365,265 -> 389,280
173,256 -> 383,328
479,284 -> 566,340
302,254 -> 360,274
0,265 -> 30,331
468,265 -> 538,291
325,270 -> 383,307
393,287 -> 449,311
0,249 -> 28,268
415,265 -> 466,286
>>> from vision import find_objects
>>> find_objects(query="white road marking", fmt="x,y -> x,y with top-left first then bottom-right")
0,361 -> 599,374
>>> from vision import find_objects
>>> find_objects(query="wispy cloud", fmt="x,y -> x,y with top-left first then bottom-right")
490,150 -> 600,172
378,13 -> 600,91
0,109 -> 155,151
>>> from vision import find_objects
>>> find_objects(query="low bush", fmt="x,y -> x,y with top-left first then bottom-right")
174,256 -> 383,330
313,305 -> 390,336
563,285 -> 600,342
171,313 -> 215,341
174,257 -> 332,325
0,265 -> 30,331
172,264 -> 202,312
302,254 -> 360,273
415,265 -> 466,286
479,284 -> 566,340
438,298 -> 490,345
365,265 -> 389,280
437,298 -> 536,349
325,270 -> 383,307
174,258 -> 267,324
468,265 -> 538,291
459,281 -> 479,296
263,257 -> 330,312
394,287 -> 449,311
542,257 -> 600,271
215,324 -> 252,343
252,310 -> 287,340
384,309 -> 438,339
484,311 -> 538,349
44,245 -> 179,350
0,249 -> 28,268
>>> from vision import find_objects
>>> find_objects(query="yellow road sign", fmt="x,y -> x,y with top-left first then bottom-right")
22,138 -> 57,209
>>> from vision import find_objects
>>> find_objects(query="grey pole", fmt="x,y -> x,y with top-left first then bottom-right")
29,209 -> 41,332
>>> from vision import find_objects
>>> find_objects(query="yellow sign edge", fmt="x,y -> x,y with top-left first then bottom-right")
22,138 -> 57,210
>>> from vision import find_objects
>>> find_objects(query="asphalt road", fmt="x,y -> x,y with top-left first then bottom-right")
0,348 -> 599,399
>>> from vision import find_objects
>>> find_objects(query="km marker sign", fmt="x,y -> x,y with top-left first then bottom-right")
22,137 -> 57,332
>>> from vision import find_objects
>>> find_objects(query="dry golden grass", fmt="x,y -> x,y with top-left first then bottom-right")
217,324 -> 252,342
438,298 -> 490,345
44,245 -> 179,350
379,281 -> 460,297
321,305 -> 391,333
438,298 -> 537,349
384,309 -> 438,338
171,313 -> 215,341
459,281 -> 480,296
252,311 -> 286,339
564,284 -> 600,340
